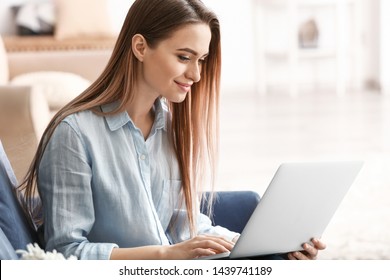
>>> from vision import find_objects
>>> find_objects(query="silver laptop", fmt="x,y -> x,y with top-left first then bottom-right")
200,161 -> 364,259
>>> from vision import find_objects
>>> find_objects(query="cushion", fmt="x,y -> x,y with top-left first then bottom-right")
0,140 -> 39,251
0,36 -> 9,84
0,228 -> 18,260
10,71 -> 91,110
54,0 -> 116,40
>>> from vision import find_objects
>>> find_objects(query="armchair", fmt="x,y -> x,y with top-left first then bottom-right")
0,86 -> 50,182
1,36 -> 51,182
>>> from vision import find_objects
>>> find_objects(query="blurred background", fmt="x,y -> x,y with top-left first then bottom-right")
0,0 -> 389,259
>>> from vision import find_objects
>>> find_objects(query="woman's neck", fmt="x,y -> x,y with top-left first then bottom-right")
126,89 -> 158,140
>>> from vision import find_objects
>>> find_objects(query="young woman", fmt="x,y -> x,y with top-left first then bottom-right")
19,0 -> 325,260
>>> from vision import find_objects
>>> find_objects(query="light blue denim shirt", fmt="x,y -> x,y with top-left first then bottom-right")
38,98 -> 237,260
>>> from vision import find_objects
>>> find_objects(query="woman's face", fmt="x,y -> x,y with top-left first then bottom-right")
139,23 -> 212,103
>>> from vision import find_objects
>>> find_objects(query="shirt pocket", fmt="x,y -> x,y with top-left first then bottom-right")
155,180 -> 182,229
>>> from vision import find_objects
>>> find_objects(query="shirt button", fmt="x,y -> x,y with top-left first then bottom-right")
140,154 -> 146,160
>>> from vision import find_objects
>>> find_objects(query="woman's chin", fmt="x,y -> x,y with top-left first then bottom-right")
167,93 -> 188,103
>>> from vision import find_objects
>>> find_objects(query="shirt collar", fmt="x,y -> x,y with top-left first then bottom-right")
101,98 -> 168,132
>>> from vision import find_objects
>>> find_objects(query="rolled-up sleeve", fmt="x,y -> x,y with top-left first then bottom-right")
196,213 -> 239,241
167,208 -> 239,243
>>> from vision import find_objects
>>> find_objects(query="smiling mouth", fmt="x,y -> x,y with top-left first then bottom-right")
175,81 -> 192,92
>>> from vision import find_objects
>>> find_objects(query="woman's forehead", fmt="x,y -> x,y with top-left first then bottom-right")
159,23 -> 212,56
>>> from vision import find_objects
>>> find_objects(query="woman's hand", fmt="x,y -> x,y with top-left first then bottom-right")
287,238 -> 326,260
163,234 -> 235,259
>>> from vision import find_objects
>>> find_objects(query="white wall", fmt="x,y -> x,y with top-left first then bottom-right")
203,0 -> 257,95
359,0 -> 380,90
381,0 -> 390,94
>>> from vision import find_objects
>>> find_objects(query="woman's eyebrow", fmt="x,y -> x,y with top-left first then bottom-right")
176,48 -> 209,57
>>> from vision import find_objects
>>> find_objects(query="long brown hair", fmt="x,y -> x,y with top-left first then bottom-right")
19,0 -> 221,237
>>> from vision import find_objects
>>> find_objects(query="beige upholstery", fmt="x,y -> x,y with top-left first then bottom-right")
3,36 -> 114,81
7,50 -> 111,82
1,35 -> 50,181
3,36 -> 116,52
0,36 -> 9,84
0,86 -> 50,181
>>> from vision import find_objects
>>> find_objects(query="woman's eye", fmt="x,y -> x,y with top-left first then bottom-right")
178,55 -> 190,62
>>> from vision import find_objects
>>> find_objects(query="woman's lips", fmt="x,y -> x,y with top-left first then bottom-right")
175,81 -> 192,92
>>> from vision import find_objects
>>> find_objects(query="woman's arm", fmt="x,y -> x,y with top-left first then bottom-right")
39,121 -> 115,259
110,235 -> 234,260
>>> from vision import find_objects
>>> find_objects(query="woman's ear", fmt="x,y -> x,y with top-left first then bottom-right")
132,34 -> 147,62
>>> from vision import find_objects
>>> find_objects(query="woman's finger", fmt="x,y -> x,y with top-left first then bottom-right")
312,238 -> 327,250
302,243 -> 318,258
195,235 -> 234,250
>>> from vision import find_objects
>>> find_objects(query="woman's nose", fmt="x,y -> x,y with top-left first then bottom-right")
185,62 -> 201,83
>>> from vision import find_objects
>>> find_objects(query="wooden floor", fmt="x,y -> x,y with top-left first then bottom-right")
216,90 -> 390,259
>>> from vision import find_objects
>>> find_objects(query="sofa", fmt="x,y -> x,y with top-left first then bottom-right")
0,35 -> 113,182
0,139 -> 261,260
